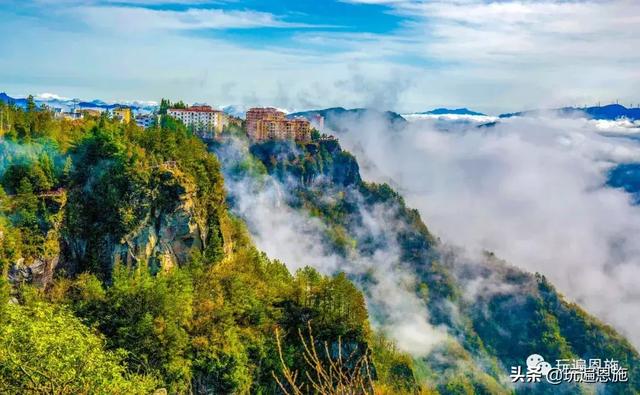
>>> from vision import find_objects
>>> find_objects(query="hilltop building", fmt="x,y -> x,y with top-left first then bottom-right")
168,105 -> 227,139
53,108 -> 83,121
246,107 -> 311,141
112,107 -> 132,123
81,109 -> 102,118
63,111 -> 83,121
135,114 -> 158,129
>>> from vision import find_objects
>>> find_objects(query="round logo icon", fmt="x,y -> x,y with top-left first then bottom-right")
526,354 -> 545,369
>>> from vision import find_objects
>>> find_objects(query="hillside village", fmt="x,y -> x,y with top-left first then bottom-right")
166,104 -> 325,142
0,94 -> 326,143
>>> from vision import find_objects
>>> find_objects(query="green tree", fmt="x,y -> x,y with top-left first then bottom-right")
0,302 -> 157,394
26,95 -> 36,113
66,266 -> 194,393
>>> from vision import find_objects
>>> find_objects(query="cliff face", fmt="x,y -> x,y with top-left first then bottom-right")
61,163 -> 226,279
7,192 -> 66,288
6,165 -> 224,287
111,178 -> 204,272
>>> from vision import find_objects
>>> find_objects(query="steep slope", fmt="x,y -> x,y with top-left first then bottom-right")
212,133 -> 640,394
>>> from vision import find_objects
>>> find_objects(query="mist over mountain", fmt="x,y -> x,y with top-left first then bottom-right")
315,110 -> 640,349
2,95 -> 640,393
500,104 -> 640,121
210,124 -> 640,393
3,0 -> 640,391
288,107 -> 407,131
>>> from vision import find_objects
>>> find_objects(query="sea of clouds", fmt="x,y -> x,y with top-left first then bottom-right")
329,112 -> 640,348
214,110 -> 640,355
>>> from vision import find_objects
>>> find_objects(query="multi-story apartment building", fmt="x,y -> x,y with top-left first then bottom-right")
285,118 -> 312,141
56,110 -> 83,121
245,107 -> 283,140
112,107 -> 132,123
167,105 -> 226,138
135,114 -> 158,129
80,109 -> 102,118
246,107 -> 311,142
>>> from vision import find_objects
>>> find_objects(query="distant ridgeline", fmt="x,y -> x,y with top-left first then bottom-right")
212,131 -> 640,394
499,104 -> 640,121
289,107 -> 408,132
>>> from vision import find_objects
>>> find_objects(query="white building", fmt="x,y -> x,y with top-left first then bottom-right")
135,114 -> 157,129
167,105 -> 223,138
53,108 -> 83,120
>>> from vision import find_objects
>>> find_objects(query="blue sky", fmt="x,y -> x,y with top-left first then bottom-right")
0,0 -> 639,113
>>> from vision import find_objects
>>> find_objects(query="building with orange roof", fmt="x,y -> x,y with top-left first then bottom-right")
246,107 -> 310,142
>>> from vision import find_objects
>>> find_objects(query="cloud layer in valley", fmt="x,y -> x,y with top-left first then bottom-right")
327,112 -> 640,348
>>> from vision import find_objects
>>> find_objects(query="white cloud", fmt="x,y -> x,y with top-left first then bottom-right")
403,113 -> 498,124
2,0 -> 639,113
74,6 -> 323,32
216,137 -> 448,356
35,92 -> 71,101
328,112 -> 640,348
31,0 -> 227,5
591,118 -> 640,133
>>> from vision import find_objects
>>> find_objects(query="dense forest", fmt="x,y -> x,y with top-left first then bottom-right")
0,100 -> 417,394
0,99 -> 638,394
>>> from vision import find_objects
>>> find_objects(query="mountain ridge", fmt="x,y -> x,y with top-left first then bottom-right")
212,132 -> 640,394
415,107 -> 487,116
0,92 -> 158,113
500,103 -> 640,121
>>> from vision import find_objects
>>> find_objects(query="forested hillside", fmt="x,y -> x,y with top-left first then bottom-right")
212,129 -> 640,395
0,101 -> 418,393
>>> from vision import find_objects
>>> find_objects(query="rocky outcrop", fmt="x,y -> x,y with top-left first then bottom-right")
111,184 -> 205,272
7,193 -> 66,288
8,256 -> 59,287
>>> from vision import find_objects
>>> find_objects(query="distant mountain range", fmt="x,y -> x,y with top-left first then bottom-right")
414,107 -> 487,116
0,92 -> 28,108
0,92 -> 158,113
402,108 -> 495,126
3,92 -> 639,124
288,107 -> 407,132
500,104 -> 640,121
221,105 -> 248,119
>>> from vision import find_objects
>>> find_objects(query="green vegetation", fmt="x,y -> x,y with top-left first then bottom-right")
1,100 -> 638,393
0,101 -> 420,393
0,301 -> 157,394
233,137 -> 640,394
